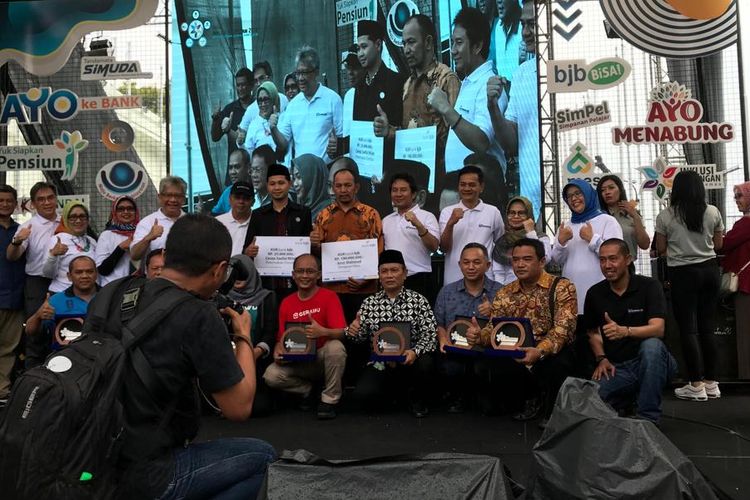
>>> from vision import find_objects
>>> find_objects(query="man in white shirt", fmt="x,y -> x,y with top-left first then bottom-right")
270,45 -> 343,163
439,165 -> 504,285
382,169 -> 439,302
131,176 -> 187,261
426,7 -> 504,173
216,181 -> 253,256
6,182 -> 61,367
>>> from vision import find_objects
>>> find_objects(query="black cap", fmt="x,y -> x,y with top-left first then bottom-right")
379,249 -> 406,268
341,44 -> 360,67
230,181 -> 254,199
266,163 -> 291,182
358,20 -> 385,41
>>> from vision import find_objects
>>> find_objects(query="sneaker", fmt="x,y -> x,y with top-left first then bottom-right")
704,381 -> 721,399
674,383 -> 708,401
316,402 -> 337,420
512,397 -> 542,421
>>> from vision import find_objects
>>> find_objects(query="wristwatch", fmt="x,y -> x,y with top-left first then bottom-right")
11,237 -> 22,246
595,354 -> 607,363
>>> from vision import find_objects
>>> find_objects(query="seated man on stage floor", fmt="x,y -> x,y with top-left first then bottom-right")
435,242 -> 502,413
263,253 -> 348,420
467,238 -> 577,424
584,238 -> 677,425
346,249 -> 437,418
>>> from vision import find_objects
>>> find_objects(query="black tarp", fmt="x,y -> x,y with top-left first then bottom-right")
261,449 -> 516,500
525,378 -> 717,500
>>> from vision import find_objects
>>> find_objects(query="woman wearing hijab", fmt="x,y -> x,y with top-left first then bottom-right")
722,181 -> 750,379
492,196 -> 550,284
95,196 -> 139,285
291,154 -> 331,219
551,179 -> 622,315
238,82 -> 281,155
228,255 -> 277,416
42,201 -> 98,292
656,171 -> 724,401
283,72 -> 299,102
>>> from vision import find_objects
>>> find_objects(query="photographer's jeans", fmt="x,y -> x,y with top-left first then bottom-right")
158,438 -> 277,500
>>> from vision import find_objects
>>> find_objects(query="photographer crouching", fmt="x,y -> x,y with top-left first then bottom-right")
113,214 -> 276,499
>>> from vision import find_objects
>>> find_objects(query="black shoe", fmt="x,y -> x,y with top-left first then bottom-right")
299,393 -> 316,412
410,401 -> 429,418
317,402 -> 337,420
447,397 -> 465,414
512,398 -> 541,421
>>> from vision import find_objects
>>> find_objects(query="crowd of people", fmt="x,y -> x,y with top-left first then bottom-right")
1,5 -> 748,499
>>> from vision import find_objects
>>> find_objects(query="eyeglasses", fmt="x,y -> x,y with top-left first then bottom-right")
285,84 -> 298,91
567,190 -> 584,200
508,210 -> 527,217
68,215 -> 89,221
295,68 -> 315,78
116,206 -> 136,212
256,97 -> 271,104
293,268 -> 319,275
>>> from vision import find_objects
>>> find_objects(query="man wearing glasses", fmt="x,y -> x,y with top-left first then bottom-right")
131,176 -> 187,261
264,253 -> 348,420
270,45 -> 343,162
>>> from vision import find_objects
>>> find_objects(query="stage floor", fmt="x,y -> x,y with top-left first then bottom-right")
200,386 -> 750,499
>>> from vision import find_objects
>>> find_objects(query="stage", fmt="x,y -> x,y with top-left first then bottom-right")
200,385 -> 750,499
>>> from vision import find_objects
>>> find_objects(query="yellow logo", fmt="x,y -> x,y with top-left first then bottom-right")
665,0 -> 732,20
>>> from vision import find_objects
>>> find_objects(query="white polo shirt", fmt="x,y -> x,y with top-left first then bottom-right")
342,87 -> 355,137
439,199 -> 504,285
277,84 -> 343,162
383,205 -> 439,276
445,61 -> 504,172
43,232 -> 98,292
95,230 -> 133,286
216,211 -> 251,256
16,212 -> 61,276
131,208 -> 185,256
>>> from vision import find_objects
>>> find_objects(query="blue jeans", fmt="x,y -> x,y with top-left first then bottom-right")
158,438 -> 277,500
597,338 -> 677,423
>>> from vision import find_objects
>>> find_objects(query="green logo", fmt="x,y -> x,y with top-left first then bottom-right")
588,59 -> 629,87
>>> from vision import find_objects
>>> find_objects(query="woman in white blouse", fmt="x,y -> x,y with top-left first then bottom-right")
95,196 -> 139,285
43,201 -> 97,292
237,82 -> 280,155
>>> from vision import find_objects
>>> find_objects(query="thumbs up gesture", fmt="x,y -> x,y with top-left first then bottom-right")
148,219 -> 164,241
221,111 -> 233,132
347,312 -> 361,337
373,104 -> 390,138
477,293 -> 492,317
579,221 -> 594,243
50,236 -> 68,256
466,316 -> 482,346
557,222 -> 573,245
310,228 -> 322,247
601,312 -> 626,340
326,129 -> 338,157
39,292 -> 55,320
15,225 -> 32,243
427,87 -> 451,115
268,105 -> 279,130
305,313 -> 324,339
244,237 -> 259,258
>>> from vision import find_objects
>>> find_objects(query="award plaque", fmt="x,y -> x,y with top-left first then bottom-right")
280,322 -> 317,362
54,317 -> 85,346
484,317 -> 535,358
444,315 -> 487,356
370,321 -> 411,362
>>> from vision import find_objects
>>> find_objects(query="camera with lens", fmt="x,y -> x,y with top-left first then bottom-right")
214,256 -> 249,332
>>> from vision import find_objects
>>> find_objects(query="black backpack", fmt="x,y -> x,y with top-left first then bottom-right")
0,276 -> 193,500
